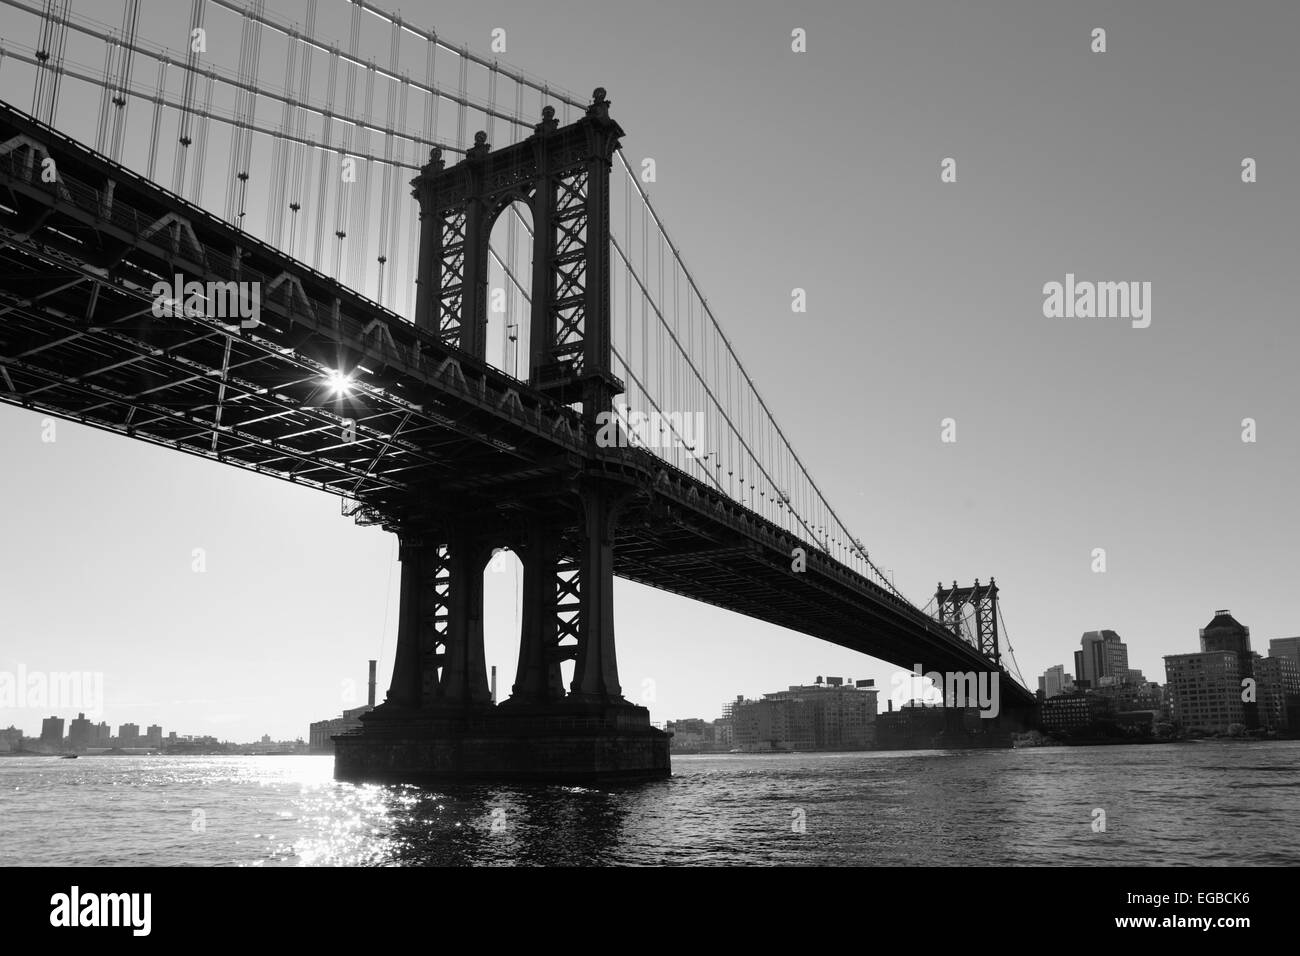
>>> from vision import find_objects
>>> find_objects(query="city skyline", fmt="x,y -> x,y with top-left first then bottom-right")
8,601 -> 1294,739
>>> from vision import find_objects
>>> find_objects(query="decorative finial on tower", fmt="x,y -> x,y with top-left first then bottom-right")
534,104 -> 558,136
467,130 -> 490,160
424,146 -> 445,174
587,87 -> 611,123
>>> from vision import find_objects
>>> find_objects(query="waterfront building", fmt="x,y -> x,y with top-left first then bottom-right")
1163,651 -> 1244,734
875,701 -> 984,748
713,717 -> 733,748
40,716 -> 65,747
309,661 -> 379,754
1039,693 -> 1113,735
1199,610 -> 1258,728
309,705 -> 372,754
1253,655 -> 1300,733
729,678 -> 877,751
67,712 -> 93,750
665,718 -> 712,753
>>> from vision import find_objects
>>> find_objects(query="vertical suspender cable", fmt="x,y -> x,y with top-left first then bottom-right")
108,0 -> 140,164
172,0 -> 206,195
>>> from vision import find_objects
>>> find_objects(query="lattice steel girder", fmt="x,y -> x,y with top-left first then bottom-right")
0,99 -> 612,520
0,291 -> 433,490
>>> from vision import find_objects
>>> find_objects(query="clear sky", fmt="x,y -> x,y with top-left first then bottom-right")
1,0 -> 1297,741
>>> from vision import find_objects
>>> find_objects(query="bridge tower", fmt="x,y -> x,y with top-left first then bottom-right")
336,90 -> 667,782
934,578 -> 1001,666
409,88 -> 624,419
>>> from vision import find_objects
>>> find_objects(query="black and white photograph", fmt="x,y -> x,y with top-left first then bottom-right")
0,0 -> 1293,933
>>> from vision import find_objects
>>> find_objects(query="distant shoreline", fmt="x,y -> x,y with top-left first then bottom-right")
0,750 -> 317,758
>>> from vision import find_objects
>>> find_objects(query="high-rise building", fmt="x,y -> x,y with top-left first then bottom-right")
1268,637 -> 1300,670
117,723 -> 140,747
1198,611 -> 1257,728
1253,655 -> 1300,733
1073,630 -> 1130,688
40,716 -> 65,747
1201,611 -> 1251,655
92,722 -> 111,746
145,725 -> 163,747
1037,665 -> 1074,699
67,713 -> 93,750
1164,652 -> 1244,734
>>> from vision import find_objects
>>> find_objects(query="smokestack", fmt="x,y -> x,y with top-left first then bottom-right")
491,666 -> 497,704
367,660 -> 377,708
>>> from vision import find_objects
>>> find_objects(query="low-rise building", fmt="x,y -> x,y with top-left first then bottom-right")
666,718 -> 713,753
729,678 -> 877,751
309,705 -> 372,754
1039,694 -> 1092,734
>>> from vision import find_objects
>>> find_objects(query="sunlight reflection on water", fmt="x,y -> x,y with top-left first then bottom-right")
1,743 -> 1297,866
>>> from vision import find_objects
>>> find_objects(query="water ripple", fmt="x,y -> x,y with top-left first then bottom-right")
1,742 -> 1298,865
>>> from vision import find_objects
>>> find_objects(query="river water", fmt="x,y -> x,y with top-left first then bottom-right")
2,741 -> 1297,866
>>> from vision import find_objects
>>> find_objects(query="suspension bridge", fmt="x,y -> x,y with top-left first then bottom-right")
0,0 -> 1034,780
